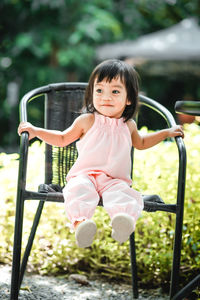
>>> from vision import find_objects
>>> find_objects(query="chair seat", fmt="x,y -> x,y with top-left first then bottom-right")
39,183 -> 63,193
38,183 -> 171,212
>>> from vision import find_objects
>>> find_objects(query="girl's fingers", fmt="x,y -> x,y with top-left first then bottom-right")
18,123 -> 30,135
176,126 -> 184,138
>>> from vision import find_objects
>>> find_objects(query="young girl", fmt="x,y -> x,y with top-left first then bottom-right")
18,59 -> 184,248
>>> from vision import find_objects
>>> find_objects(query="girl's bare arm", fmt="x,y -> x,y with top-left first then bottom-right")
127,120 -> 184,150
18,113 -> 94,147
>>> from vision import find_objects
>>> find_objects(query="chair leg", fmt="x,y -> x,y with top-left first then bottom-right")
170,136 -> 186,299
19,200 -> 45,286
172,274 -> 200,300
169,207 -> 184,299
10,191 -> 25,300
130,232 -> 139,299
10,197 -> 44,300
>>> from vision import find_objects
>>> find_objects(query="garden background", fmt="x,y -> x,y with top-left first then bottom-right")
0,0 -> 200,295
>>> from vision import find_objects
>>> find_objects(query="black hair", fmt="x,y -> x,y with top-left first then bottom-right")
84,59 -> 139,121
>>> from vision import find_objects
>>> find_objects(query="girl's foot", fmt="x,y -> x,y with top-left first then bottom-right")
111,213 -> 135,244
75,219 -> 97,248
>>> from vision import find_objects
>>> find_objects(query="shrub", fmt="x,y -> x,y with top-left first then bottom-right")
0,124 -> 199,289
133,124 -> 200,288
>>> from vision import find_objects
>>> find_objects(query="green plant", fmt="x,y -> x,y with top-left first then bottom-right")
133,124 -> 200,288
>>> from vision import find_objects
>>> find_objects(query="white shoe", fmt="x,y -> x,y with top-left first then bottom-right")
75,220 -> 97,248
111,213 -> 135,244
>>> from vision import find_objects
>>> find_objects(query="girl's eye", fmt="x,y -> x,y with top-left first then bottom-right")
112,90 -> 120,94
96,89 -> 102,93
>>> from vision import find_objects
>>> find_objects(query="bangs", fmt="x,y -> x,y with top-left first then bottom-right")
95,61 -> 125,84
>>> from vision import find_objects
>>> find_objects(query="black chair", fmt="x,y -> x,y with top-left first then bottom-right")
10,83 -> 186,300
172,100 -> 200,300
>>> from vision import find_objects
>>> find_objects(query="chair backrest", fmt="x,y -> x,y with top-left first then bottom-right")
44,84 -> 87,187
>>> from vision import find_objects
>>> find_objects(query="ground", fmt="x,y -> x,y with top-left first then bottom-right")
0,264 -> 169,300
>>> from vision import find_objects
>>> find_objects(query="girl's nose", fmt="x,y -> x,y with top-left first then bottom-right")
102,92 -> 112,100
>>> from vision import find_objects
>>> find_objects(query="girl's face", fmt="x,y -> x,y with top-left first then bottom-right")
93,77 -> 131,119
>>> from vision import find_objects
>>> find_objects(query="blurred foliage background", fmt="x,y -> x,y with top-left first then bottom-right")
0,0 -> 200,151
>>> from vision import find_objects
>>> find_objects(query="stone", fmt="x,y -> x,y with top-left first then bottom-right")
68,274 -> 89,285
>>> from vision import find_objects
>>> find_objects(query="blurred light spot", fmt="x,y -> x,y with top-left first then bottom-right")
166,0 -> 177,4
1,57 -> 12,68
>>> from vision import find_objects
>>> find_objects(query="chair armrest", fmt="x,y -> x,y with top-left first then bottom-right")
175,100 -> 200,116
17,132 -> 30,197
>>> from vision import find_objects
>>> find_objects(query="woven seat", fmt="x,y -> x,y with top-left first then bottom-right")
10,83 -> 186,300
38,183 -> 165,212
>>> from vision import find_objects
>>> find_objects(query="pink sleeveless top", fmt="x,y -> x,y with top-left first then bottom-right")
67,113 -> 132,185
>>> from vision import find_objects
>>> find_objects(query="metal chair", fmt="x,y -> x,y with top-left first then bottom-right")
10,83 -> 186,300
172,100 -> 200,300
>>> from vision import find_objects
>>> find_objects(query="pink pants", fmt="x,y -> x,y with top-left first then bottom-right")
63,173 -> 143,229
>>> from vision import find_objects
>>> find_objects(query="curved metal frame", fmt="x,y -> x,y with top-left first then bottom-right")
10,83 -> 186,300
175,100 -> 200,116
139,95 -> 187,299
172,100 -> 200,300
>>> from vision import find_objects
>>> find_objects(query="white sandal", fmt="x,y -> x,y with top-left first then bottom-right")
111,213 -> 135,244
75,220 -> 97,248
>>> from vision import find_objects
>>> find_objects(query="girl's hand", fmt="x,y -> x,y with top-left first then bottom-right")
18,122 -> 37,140
168,125 -> 184,138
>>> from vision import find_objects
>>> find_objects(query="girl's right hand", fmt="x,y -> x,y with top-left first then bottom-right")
18,122 -> 37,140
